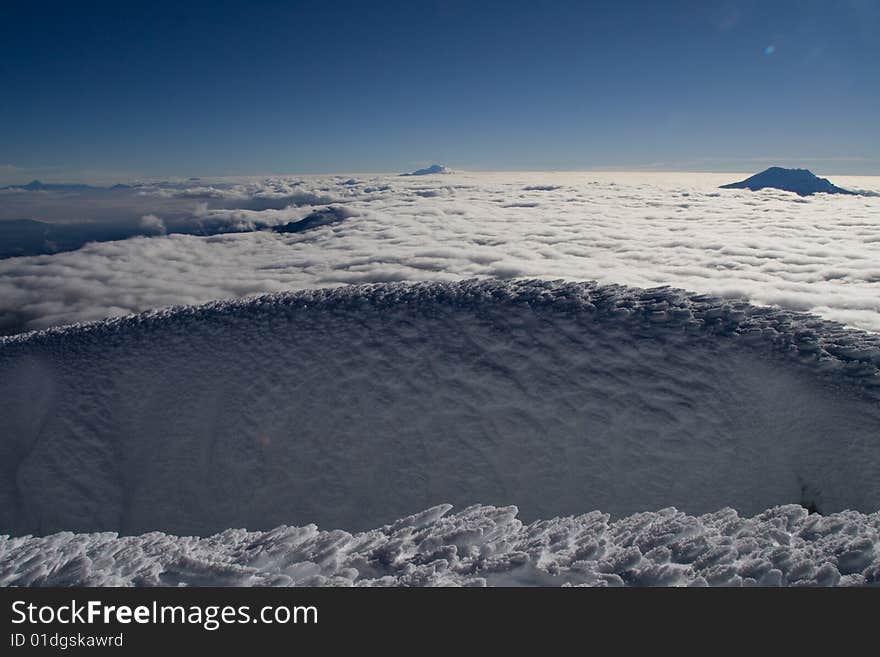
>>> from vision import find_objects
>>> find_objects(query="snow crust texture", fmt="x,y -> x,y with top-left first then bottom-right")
2,280 -> 879,538
2,504 -> 879,587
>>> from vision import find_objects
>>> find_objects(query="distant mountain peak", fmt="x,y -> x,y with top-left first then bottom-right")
2,179 -> 96,192
400,164 -> 450,176
720,167 -> 855,196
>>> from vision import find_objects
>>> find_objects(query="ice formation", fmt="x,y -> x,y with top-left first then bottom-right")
2,504 -> 878,586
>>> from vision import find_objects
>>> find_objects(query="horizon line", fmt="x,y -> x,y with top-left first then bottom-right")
4,167 -> 880,187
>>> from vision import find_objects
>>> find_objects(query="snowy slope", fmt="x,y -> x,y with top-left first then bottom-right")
2,280 -> 879,539
2,504 -> 878,587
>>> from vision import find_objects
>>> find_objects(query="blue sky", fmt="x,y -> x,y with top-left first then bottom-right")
1,0 -> 877,180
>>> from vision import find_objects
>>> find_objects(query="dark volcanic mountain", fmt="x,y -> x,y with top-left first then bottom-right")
720,167 -> 855,196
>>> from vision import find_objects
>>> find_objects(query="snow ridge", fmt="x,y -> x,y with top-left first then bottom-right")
2,504 -> 878,587
2,279 -> 879,538
5,278 -> 879,395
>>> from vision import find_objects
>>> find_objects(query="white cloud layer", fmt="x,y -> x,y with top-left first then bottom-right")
1,171 -> 879,333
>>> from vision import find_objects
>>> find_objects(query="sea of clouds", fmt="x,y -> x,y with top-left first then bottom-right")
1,171 -> 879,334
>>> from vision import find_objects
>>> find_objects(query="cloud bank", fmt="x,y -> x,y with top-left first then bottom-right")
0,178 -> 350,257
1,171 -> 879,334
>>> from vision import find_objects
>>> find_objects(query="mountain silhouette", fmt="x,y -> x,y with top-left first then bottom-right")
400,164 -> 449,176
720,167 -> 855,196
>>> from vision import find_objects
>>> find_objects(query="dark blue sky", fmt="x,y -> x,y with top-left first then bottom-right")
1,0 -> 877,180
